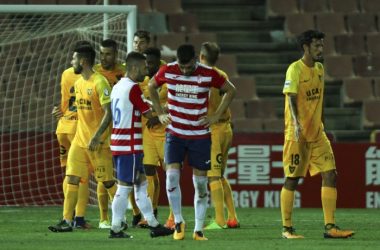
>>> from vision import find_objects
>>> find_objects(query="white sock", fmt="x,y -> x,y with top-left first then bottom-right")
193,175 -> 208,232
166,168 -> 183,223
111,185 -> 132,233
134,180 -> 159,227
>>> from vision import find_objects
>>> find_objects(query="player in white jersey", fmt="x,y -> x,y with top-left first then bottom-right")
109,52 -> 174,239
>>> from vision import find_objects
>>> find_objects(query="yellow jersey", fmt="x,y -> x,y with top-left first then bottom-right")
283,59 -> 325,142
93,63 -> 125,88
139,60 -> 167,138
72,72 -> 112,148
208,66 -> 231,134
56,67 -> 81,135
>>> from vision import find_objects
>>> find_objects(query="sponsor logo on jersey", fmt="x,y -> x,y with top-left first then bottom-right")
284,80 -> 290,89
104,89 -> 109,96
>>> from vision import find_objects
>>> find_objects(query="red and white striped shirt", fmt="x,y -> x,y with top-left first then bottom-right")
110,77 -> 150,155
154,62 -> 226,139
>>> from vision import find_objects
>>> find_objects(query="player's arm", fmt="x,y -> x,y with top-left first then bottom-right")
199,79 -> 236,127
148,77 -> 170,124
88,102 -> 112,151
288,93 -> 303,142
321,106 -> 325,131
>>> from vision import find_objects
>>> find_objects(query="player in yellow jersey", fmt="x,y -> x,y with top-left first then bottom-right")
281,30 -> 354,239
93,39 -> 127,229
51,41 -> 94,229
198,42 -> 239,230
49,45 -> 117,233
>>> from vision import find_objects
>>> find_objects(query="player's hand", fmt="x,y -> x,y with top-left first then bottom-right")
88,134 -> 100,151
158,114 -> 171,125
294,121 -> 303,142
147,116 -> 161,129
198,114 -> 219,128
51,105 -> 63,119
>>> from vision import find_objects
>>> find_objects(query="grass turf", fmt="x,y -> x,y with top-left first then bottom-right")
0,206 -> 377,250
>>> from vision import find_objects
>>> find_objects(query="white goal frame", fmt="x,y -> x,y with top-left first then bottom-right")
0,4 -> 136,53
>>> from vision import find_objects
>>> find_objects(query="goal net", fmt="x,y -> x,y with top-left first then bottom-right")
0,5 -> 136,206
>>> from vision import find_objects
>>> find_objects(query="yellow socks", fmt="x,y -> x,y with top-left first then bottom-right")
62,176 -> 68,197
281,187 -> 294,227
221,177 -> 237,221
322,187 -> 337,226
146,175 -> 155,205
75,180 -> 89,217
63,184 -> 79,221
209,180 -> 225,226
153,172 -> 160,211
97,182 -> 110,222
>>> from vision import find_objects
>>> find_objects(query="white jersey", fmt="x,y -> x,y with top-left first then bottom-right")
110,77 -> 150,155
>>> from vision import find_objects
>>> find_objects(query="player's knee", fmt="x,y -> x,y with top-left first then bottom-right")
322,170 -> 337,185
144,164 -> 157,176
284,177 -> 300,191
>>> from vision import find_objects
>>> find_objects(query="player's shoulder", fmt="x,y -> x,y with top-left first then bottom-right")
315,62 -> 324,70
93,63 -> 102,71
288,59 -> 303,72
160,59 -> 166,66
93,71 -> 109,83
213,66 -> 229,79
63,67 -> 75,75
115,62 -> 126,71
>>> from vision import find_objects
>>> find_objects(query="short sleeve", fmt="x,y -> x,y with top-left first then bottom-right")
153,64 -> 168,87
129,84 -> 151,114
283,64 -> 299,94
210,68 -> 227,89
95,74 -> 112,105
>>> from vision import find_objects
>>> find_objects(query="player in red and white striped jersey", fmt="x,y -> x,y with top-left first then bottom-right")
109,52 -> 174,239
148,44 -> 236,241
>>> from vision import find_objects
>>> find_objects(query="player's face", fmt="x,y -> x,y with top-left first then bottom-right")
136,61 -> 148,82
307,38 -> 324,62
71,52 -> 83,75
178,57 -> 196,76
146,54 -> 160,78
133,37 -> 149,53
100,46 -> 116,70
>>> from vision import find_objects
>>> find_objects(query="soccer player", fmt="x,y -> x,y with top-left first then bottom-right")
51,41 -> 94,229
93,39 -> 126,229
281,30 -> 354,239
133,29 -> 151,53
109,52 -> 174,239
148,44 -> 236,240
199,42 -> 239,230
48,45 -> 117,233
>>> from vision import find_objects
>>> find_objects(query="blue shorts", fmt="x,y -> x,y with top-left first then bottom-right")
164,132 -> 211,171
113,153 -> 145,183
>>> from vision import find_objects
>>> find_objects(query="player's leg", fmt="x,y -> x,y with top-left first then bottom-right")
74,164 -> 93,229
204,133 -> 226,229
281,140 -> 309,239
97,182 -> 111,228
48,144 -> 87,232
164,132 -> 186,240
57,133 -> 71,197
189,136 -> 212,241
310,135 -> 354,238
109,154 -> 133,239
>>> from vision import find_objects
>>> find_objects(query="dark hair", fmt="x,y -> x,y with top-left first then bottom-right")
143,47 -> 161,59
299,30 -> 325,51
101,39 -> 117,52
125,51 -> 146,71
176,44 -> 196,64
74,45 -> 96,66
201,42 -> 220,66
74,41 -> 91,50
134,30 -> 151,43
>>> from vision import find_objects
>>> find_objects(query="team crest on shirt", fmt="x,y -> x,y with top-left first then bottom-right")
289,166 -> 296,174
104,89 -> 109,96
87,89 -> 92,95
197,75 -> 202,84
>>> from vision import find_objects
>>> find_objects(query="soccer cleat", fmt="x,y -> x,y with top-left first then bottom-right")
75,221 -> 95,229
137,218 -> 150,228
165,219 -> 175,229
131,213 -> 142,228
48,220 -> 73,233
99,220 -> 112,229
324,224 -> 354,238
193,231 -> 208,241
203,220 -> 227,230
282,227 -> 305,239
121,220 -> 129,231
150,224 -> 175,238
108,230 -> 133,239
226,218 -> 240,228
174,221 -> 185,240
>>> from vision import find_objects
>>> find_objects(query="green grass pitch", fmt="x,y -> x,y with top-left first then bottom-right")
0,206 -> 378,250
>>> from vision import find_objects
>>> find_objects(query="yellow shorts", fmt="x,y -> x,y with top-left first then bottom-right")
66,144 -> 114,182
283,133 -> 336,177
207,130 -> 233,178
142,129 -> 165,170
57,133 -> 75,167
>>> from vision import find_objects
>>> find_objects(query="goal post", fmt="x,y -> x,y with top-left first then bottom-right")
0,5 -> 136,206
